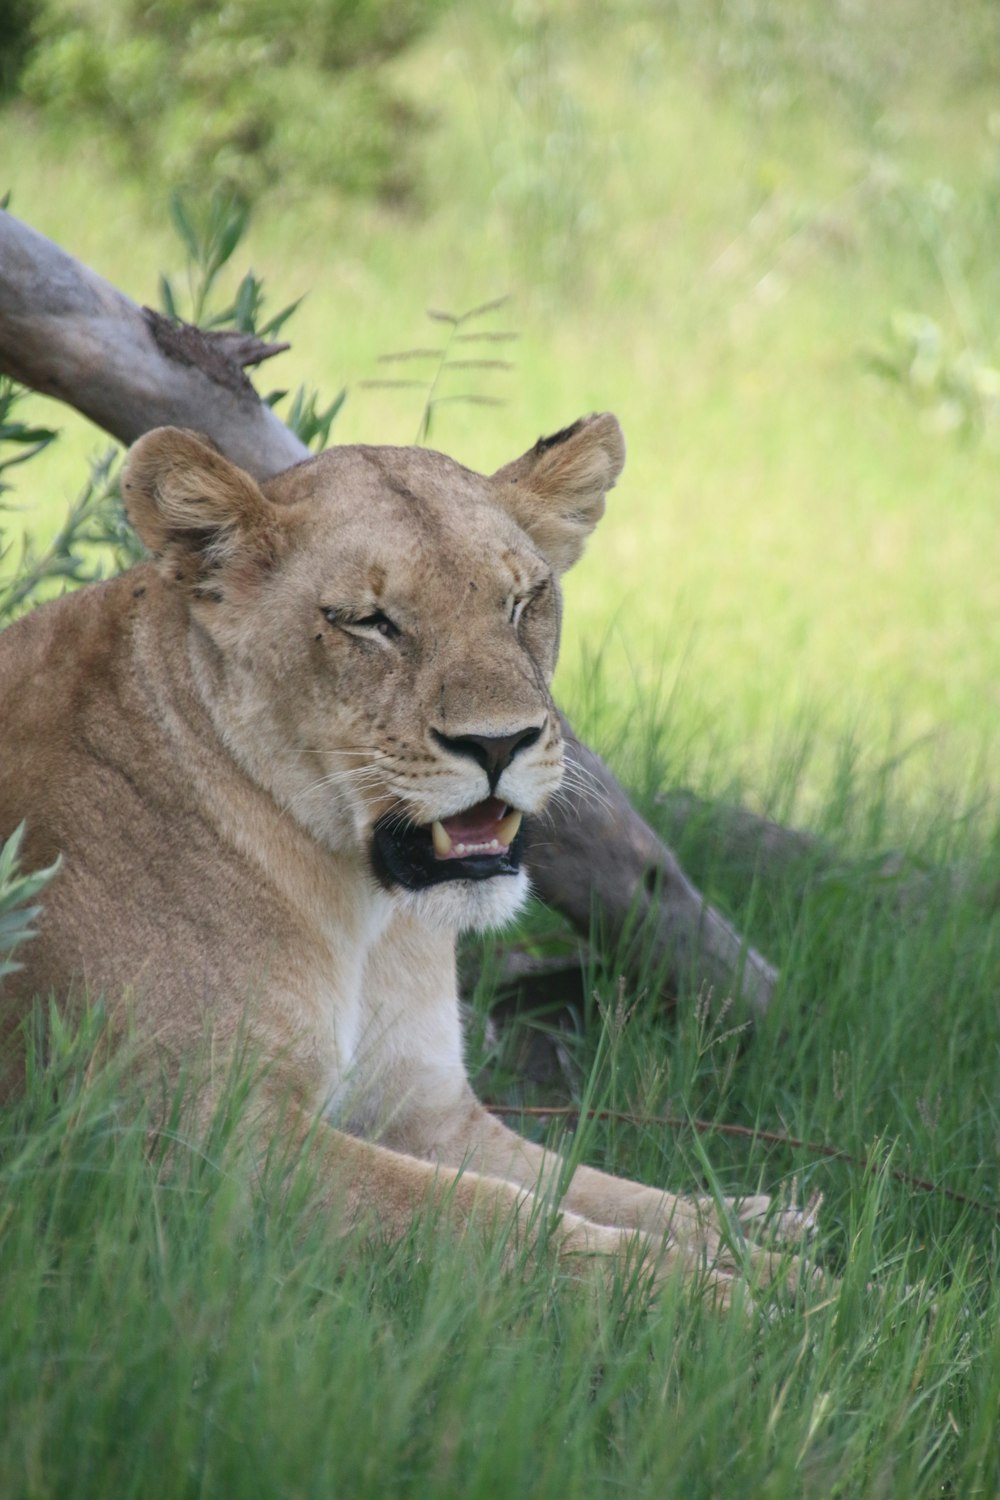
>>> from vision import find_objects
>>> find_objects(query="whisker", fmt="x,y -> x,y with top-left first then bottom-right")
305,767 -> 388,788
561,755 -> 614,796
382,802 -> 421,834
563,762 -> 617,810
559,760 -> 616,814
303,747 -> 393,760
284,771 -> 385,814
534,790 -> 577,827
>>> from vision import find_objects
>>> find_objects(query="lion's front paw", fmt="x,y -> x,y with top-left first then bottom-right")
554,1195 -> 828,1315
634,1182 -> 822,1252
666,1195 -> 829,1311
556,1218 -> 748,1314
727,1185 -> 824,1247
701,1233 -> 828,1311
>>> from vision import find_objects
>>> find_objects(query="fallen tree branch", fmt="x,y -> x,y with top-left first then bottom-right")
0,212 -> 305,478
655,789 -> 824,882
525,724 -> 777,1014
656,788 -> 998,910
0,207 -> 778,1013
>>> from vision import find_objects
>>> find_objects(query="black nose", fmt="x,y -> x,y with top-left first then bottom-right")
432,726 -> 542,790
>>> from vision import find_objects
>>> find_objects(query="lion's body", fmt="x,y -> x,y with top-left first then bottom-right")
1,563 -> 391,1089
0,419 -> 809,1301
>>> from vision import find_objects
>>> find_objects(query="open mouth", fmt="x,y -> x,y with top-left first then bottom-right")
371,796 -> 526,891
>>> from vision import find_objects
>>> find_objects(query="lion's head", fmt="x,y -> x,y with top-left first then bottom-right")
121,414 -> 624,931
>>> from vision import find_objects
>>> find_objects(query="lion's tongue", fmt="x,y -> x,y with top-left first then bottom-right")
430,798 -> 523,860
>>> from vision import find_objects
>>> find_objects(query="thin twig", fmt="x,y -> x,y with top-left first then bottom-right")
485,1103 -> 1000,1218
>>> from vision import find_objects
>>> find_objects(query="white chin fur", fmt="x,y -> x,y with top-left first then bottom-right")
394,869 -> 531,933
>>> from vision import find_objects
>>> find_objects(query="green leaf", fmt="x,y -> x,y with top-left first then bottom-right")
214,199 -> 251,271
159,274 -> 179,322
283,386 -> 347,449
259,296 -> 304,340
168,191 -> 199,261
0,823 -> 61,979
233,272 -> 260,333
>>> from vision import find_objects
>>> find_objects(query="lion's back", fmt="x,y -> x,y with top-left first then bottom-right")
0,575 -> 144,864
0,571 -> 167,1031
0,564 -> 325,1087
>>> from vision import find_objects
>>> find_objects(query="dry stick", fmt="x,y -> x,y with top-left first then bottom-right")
486,1102 -> 1000,1219
0,207 -> 779,1015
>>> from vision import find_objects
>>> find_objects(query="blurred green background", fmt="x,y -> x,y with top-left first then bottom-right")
3,0 -> 999,801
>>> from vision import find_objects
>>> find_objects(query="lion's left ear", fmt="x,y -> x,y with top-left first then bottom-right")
491,413 -> 625,574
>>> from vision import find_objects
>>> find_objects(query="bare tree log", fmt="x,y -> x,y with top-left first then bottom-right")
0,207 -> 777,1013
527,723 -> 777,1015
655,790 -> 824,884
0,212 -> 305,478
656,789 -> 999,912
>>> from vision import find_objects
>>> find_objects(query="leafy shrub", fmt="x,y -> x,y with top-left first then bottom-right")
868,310 -> 1000,438
0,825 -> 59,982
0,0 -> 34,99
0,385 -> 62,946
17,0 -> 452,201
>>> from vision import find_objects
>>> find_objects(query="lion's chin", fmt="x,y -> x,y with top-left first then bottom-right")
392,868 -> 531,933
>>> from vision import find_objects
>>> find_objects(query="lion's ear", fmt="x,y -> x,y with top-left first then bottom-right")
491,413 -> 625,574
121,427 -> 281,582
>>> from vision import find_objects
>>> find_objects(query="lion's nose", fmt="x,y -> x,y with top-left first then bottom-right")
432,726 -> 542,791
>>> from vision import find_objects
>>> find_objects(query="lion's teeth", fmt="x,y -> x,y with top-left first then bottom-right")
496,809 -> 523,846
432,812 -> 521,859
431,820 -> 453,857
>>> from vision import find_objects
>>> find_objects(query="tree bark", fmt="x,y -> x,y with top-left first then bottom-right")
525,724 -> 777,1014
0,211 -> 304,478
0,207 -> 777,1014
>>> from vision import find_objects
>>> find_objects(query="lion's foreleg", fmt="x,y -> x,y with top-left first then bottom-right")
386,1091 -> 816,1293
245,1091 -> 740,1296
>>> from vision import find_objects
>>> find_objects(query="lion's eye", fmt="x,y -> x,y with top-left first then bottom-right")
321,607 -> 401,642
355,611 -> 400,639
510,580 -> 548,628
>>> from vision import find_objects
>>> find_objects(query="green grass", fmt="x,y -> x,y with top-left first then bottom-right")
3,743 -> 1000,1497
3,2 -> 1000,1494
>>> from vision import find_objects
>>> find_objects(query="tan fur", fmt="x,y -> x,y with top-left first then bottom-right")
0,417 -> 811,1305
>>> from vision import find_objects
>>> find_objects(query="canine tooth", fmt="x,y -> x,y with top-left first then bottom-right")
496,809 -> 523,846
431,820 -> 453,857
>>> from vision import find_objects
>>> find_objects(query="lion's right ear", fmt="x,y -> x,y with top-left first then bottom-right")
121,428 -> 281,581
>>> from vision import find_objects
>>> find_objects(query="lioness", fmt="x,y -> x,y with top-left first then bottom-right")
0,415 -> 808,1302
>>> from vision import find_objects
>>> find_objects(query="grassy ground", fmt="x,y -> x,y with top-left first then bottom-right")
2,2 -> 1000,1495
3,759 -> 1000,1497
